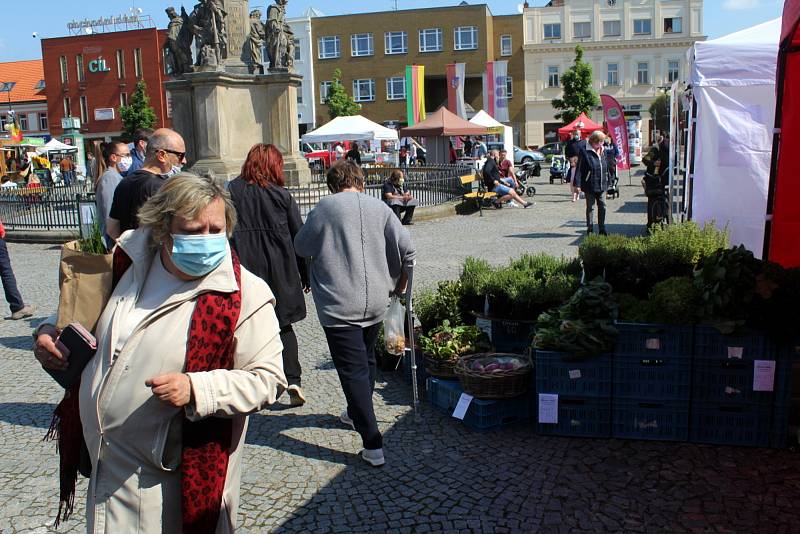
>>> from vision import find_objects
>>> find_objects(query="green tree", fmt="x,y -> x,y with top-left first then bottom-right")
551,45 -> 599,123
120,80 -> 157,138
325,68 -> 361,120
649,93 -> 670,136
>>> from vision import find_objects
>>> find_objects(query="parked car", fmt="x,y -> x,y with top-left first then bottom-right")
486,143 -> 545,164
538,142 -> 565,157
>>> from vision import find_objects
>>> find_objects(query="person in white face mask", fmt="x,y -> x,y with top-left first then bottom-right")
95,141 -> 131,250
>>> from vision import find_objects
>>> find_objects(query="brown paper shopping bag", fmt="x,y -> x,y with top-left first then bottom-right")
56,240 -> 114,333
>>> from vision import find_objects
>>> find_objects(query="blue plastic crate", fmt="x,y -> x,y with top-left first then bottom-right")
536,396 -> 612,438
693,327 -> 780,360
771,403 -> 793,448
615,323 -> 694,358
535,350 -> 612,398
426,377 -> 530,430
692,358 -> 778,406
613,353 -> 691,401
474,314 -> 536,353
612,399 -> 689,442
690,402 -> 772,447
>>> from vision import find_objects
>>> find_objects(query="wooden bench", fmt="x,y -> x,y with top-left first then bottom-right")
460,174 -> 496,217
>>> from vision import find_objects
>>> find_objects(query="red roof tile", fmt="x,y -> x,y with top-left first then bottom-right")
0,60 -> 46,103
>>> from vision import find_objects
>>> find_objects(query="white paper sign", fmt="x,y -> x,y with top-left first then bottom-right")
727,346 -> 744,359
645,338 -> 661,350
569,369 -> 582,379
538,394 -> 558,424
452,393 -> 474,420
753,360 -> 776,392
475,317 -> 492,341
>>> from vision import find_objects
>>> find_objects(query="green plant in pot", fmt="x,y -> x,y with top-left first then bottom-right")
458,257 -> 493,319
419,320 -> 490,379
415,280 -> 464,335
693,245 -> 760,331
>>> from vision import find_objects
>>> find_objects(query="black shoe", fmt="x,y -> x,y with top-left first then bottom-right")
599,228 -> 608,236
402,221 -> 414,225
587,226 -> 594,235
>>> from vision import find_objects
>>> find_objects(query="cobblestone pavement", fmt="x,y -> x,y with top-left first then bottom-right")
1,178 -> 799,533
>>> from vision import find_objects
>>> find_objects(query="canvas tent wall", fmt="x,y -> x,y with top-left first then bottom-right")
469,110 -> 513,156
301,115 -> 399,143
687,18 -> 781,258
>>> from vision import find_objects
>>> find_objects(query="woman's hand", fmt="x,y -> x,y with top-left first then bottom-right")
146,373 -> 192,407
34,325 -> 69,371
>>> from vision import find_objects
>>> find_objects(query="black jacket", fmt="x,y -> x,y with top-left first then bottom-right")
228,178 -> 309,327
345,148 -> 361,165
576,145 -> 613,193
565,138 -> 585,158
482,158 -> 501,191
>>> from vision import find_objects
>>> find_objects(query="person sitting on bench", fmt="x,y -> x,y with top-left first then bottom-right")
482,150 -> 532,208
382,170 -> 417,225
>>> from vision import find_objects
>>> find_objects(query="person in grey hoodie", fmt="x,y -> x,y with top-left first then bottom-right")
294,160 -> 416,467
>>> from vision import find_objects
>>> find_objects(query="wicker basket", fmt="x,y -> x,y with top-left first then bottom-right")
423,354 -> 459,379
455,353 -> 533,399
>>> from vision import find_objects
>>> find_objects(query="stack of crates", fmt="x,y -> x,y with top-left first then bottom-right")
426,377 -> 531,431
612,323 -> 692,441
534,350 -> 613,438
690,328 -> 784,447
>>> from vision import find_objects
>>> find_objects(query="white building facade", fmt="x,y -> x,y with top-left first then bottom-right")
288,8 -> 324,135
523,0 -> 704,146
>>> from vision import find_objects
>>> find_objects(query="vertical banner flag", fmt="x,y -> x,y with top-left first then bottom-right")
405,65 -> 426,125
483,61 -> 509,123
600,94 -> 630,170
446,63 -> 467,118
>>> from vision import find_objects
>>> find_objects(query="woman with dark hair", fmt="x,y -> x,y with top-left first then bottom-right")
228,143 -> 310,405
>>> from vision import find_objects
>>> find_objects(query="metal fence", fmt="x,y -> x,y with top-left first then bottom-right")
0,183 -> 95,231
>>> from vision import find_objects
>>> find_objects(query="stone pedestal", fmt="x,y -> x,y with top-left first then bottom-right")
223,0 -> 250,74
166,71 -> 310,186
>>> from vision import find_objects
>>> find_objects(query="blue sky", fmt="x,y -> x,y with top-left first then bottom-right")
0,0 -> 786,62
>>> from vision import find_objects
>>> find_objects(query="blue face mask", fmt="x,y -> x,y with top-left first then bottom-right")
170,233 -> 228,277
165,165 -> 182,178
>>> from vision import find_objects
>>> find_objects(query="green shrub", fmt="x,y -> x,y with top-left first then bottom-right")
614,293 -> 653,323
415,280 -> 464,334
648,277 -> 702,325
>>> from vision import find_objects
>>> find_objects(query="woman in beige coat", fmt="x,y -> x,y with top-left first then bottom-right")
34,173 -> 287,533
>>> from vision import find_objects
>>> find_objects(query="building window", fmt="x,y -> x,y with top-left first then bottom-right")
63,97 -> 72,118
607,63 -> 619,86
603,20 -> 621,37
668,60 -> 680,83
419,28 -> 443,52
35,79 -> 45,90
664,17 -> 682,34
500,35 -> 512,56
293,39 -> 301,61
116,49 -> 125,79
318,36 -> 340,59
39,114 -> 48,131
543,23 -> 561,39
120,92 -> 128,107
547,66 -> 559,88
352,79 -> 375,102
59,56 -> 68,84
134,48 -> 143,77
384,31 -> 407,54
386,76 -> 405,100
637,62 -> 650,85
454,26 -> 478,50
573,22 -> 591,39
19,114 -> 28,131
350,33 -> 374,57
76,54 -> 85,83
319,81 -> 332,103
79,95 -> 89,124
297,91 -> 303,105
505,76 -> 513,98
634,19 -> 652,35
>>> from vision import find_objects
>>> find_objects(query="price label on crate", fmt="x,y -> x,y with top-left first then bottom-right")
727,346 -> 744,359
753,360 -> 776,392
538,394 -> 558,424
452,393 -> 474,420
569,369 -> 582,379
645,338 -> 661,350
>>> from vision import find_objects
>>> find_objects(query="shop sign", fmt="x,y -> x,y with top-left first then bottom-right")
89,59 -> 111,73
94,108 -> 115,121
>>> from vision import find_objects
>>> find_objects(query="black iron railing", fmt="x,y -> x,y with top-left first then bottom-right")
0,183 -> 96,231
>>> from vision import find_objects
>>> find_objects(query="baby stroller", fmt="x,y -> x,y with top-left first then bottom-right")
514,161 -> 540,197
549,155 -> 566,184
606,174 -> 620,199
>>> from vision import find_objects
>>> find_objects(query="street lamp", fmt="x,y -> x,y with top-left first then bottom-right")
0,82 -> 16,131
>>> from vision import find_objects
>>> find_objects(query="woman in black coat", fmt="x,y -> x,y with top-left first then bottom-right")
229,143 -> 310,405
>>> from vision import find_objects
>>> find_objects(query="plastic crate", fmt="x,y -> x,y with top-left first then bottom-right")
426,377 -> 530,430
692,358 -> 778,406
474,314 -> 536,353
771,403 -> 793,448
536,396 -> 612,438
693,327 -> 780,360
690,402 -> 772,447
534,350 -> 612,398
613,353 -> 691,401
612,399 -> 689,442
615,323 -> 694,358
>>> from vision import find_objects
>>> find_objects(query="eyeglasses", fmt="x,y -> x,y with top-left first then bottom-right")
160,148 -> 186,161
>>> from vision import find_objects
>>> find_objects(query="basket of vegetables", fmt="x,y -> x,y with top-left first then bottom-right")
419,320 -> 490,379
455,353 -> 532,399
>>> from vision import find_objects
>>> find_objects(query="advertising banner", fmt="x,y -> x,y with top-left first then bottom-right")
446,63 -> 467,118
600,94 -> 630,170
405,65 -> 426,125
483,61 -> 509,123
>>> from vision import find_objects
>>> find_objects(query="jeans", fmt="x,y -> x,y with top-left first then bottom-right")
0,238 -> 24,313
390,204 -> 415,224
323,323 -> 382,450
585,190 -> 607,232
62,170 -> 74,186
280,324 -> 302,387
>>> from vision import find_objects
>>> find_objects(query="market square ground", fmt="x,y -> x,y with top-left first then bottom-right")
0,179 -> 798,533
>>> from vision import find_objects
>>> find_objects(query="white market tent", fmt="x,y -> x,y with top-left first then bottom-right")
469,110 -> 513,155
301,115 -> 399,143
687,18 -> 781,257
36,138 -> 78,154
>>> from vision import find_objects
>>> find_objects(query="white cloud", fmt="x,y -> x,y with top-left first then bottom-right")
722,0 -> 761,10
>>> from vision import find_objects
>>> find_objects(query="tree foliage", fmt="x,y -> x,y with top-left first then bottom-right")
120,80 -> 157,139
649,93 -> 674,136
551,46 -> 599,123
325,68 -> 361,120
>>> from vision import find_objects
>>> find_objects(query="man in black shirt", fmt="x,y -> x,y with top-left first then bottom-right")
106,128 -> 187,240
482,150 -> 532,208
345,141 -> 361,165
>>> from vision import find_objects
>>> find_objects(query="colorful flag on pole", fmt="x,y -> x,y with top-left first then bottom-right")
483,61 -> 509,123
600,94 -> 630,170
446,63 -> 466,119
405,65 -> 426,125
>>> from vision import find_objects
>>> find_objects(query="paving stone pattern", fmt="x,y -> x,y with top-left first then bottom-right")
1,179 -> 799,533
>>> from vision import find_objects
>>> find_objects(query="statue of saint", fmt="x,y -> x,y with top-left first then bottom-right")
191,0 -> 228,69
247,10 -> 266,74
266,0 -> 293,71
164,7 -> 193,76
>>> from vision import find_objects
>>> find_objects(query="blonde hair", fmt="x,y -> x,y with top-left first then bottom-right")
588,130 -> 607,145
137,172 -> 237,245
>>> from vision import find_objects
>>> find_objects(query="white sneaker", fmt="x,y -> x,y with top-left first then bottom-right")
340,410 -> 355,430
361,448 -> 385,467
287,385 -> 306,406
507,200 -> 519,208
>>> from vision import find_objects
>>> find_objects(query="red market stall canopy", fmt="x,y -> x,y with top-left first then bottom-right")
399,107 -> 488,137
557,113 -> 604,141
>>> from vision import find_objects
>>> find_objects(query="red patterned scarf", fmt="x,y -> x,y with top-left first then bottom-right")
47,246 -> 242,534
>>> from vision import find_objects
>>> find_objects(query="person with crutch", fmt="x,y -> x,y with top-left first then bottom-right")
295,160 -> 416,467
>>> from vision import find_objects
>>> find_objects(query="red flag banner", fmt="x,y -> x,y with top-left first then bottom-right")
600,94 -> 630,170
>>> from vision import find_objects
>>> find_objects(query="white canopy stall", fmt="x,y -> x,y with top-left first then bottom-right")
301,115 -> 399,143
36,138 -> 78,154
469,110 -> 513,155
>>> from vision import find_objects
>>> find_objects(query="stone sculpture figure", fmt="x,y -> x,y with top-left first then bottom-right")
266,0 -> 294,71
247,10 -> 266,74
164,7 -> 193,76
191,0 -> 228,69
